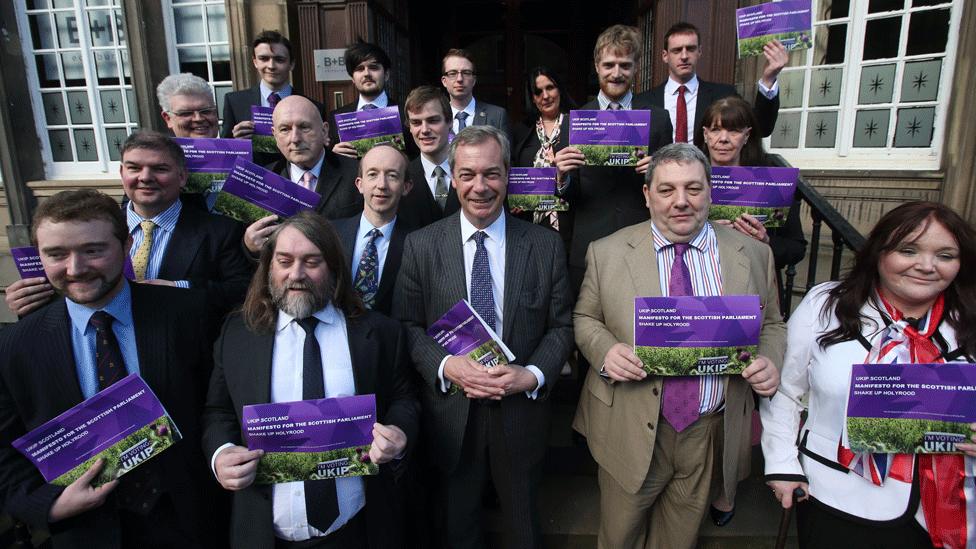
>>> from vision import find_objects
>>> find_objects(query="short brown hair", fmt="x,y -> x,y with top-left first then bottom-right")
120,130 -> 186,172
31,189 -> 126,246
663,22 -> 700,50
242,212 -> 364,334
593,25 -> 641,65
404,85 -> 452,121
442,48 -> 476,73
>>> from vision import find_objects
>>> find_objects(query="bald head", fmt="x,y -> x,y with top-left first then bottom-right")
272,95 -> 328,169
356,144 -> 412,225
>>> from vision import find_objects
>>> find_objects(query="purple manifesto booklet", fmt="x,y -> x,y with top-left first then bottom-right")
214,157 -> 320,224
175,137 -> 251,196
12,374 -> 181,487
736,0 -> 812,57
507,167 -> 568,212
335,106 -> 406,157
427,300 -> 515,369
250,105 -> 278,154
11,246 -> 46,279
243,394 -> 378,483
569,110 -> 651,166
709,166 -> 798,227
634,295 -> 761,376
846,363 -> 976,454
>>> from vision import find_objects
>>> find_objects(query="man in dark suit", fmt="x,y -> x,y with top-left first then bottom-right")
333,145 -> 412,316
243,95 -> 362,256
4,132 -> 253,319
441,49 -> 510,139
399,85 -> 460,229
0,189 -> 221,548
393,126 -> 573,548
203,211 -> 419,549
637,21 -> 787,144
553,24 -> 674,294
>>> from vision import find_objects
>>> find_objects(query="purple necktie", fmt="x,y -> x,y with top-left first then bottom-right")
661,243 -> 700,432
268,92 -> 281,109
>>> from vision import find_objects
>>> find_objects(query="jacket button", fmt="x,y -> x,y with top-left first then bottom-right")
652,387 -> 659,396
647,422 -> 654,430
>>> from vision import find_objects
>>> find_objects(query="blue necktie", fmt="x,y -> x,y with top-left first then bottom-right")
455,111 -> 469,132
470,231 -> 496,331
354,228 -> 382,309
90,311 -> 125,391
361,104 -> 378,110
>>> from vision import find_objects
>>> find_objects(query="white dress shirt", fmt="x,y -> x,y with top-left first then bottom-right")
288,151 -> 326,187
436,213 -> 545,397
356,90 -> 389,111
450,98 -> 477,134
419,154 -> 452,199
664,74 -> 780,143
260,82 -> 293,107
350,214 -> 396,283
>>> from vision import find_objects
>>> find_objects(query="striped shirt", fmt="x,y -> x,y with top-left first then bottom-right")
651,221 -> 726,415
126,199 -> 189,288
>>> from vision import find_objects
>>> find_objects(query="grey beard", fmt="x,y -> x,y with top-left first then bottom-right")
269,274 -> 331,319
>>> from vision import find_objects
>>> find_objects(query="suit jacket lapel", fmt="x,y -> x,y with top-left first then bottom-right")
314,153 -> 343,209
715,226 -> 750,295
338,219 -> 357,267
694,81 -> 713,133
502,216 -> 528,338
158,206 -> 203,281
440,214 -> 468,314
346,317 -> 375,395
39,299 -> 86,409
624,222 -> 663,298
378,222 -> 406,300
131,285 -> 168,395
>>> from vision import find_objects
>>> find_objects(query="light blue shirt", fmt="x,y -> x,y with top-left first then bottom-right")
65,281 -> 140,399
450,97 -> 478,134
356,90 -> 389,111
260,82 -> 293,107
127,200 -> 189,288
350,215 -> 395,284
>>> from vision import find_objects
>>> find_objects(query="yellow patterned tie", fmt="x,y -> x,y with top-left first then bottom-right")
132,220 -> 156,281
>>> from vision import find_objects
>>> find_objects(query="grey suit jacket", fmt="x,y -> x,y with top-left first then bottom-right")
572,221 -> 786,501
392,212 -> 573,474
469,99 -> 511,140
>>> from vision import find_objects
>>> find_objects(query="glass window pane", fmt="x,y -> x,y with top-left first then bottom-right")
35,53 -> 61,88
858,64 -> 896,104
869,0 -> 904,13
771,112 -> 801,148
61,51 -> 86,87
818,0 -> 850,20
93,49 -> 119,85
211,45 -> 231,81
853,109 -> 891,147
86,0 -> 111,6
805,111 -> 839,148
913,0 -> 950,5
53,0 -> 74,8
73,129 -> 98,161
27,0 -> 52,8
778,70 -> 805,108
42,92 -> 68,125
906,9 -> 950,56
178,46 -> 209,80
86,9 -> 115,47
215,85 -> 231,114
894,106 -> 935,147
105,128 -> 128,161
48,129 -> 73,162
99,89 -> 125,123
65,90 -> 92,124
809,68 -> 843,107
206,5 -> 228,43
814,24 -> 846,65
863,17 -> 901,60
900,59 -> 942,102
55,11 -> 81,49
121,49 -> 131,85
126,89 -> 139,124
174,5 -> 204,44
114,8 -> 125,45
29,14 -> 56,50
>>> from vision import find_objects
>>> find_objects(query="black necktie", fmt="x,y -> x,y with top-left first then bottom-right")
296,317 -> 340,532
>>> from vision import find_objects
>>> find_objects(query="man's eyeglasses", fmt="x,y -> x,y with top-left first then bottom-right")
443,70 -> 476,79
168,108 -> 218,119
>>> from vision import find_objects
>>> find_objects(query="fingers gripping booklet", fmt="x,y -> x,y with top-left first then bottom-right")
427,300 -> 515,370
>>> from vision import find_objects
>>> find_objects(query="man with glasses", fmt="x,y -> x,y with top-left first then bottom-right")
440,49 -> 510,140
158,73 -> 219,139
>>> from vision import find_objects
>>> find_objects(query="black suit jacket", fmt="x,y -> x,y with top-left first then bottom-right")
0,285 -> 218,549
202,311 -> 420,549
639,78 -> 779,140
392,213 -> 574,474
220,86 -> 328,165
265,150 -> 363,220
398,157 -> 460,230
333,215 -> 411,316
162,202 -> 254,316
558,97 -> 673,279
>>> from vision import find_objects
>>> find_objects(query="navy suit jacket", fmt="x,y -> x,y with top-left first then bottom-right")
333,215 -> 412,316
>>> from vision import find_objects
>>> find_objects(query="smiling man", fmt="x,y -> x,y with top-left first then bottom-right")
333,144 -> 413,315
157,73 -> 219,138
393,125 -> 573,548
440,49 -> 510,139
572,143 -> 786,549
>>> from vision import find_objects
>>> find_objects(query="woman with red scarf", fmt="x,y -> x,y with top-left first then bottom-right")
761,201 -> 976,548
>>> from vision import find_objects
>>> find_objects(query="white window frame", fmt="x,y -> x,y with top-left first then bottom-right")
160,0 -> 232,121
767,0 -> 961,171
16,0 -> 136,179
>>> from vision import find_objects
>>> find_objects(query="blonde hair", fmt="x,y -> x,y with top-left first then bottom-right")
593,25 -> 641,64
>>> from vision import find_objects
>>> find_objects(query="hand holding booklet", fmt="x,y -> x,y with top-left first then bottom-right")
214,157 -> 321,224
428,300 -> 515,369
334,106 -> 406,157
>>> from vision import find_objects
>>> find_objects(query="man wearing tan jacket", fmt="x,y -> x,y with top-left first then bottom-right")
573,143 -> 786,549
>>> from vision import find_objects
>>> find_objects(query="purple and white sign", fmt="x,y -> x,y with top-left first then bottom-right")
175,137 -> 252,198
243,394 -> 379,483
569,110 -> 651,166
251,105 -> 274,136
846,363 -> 976,454
428,300 -> 514,369
634,295 -> 762,376
335,106 -> 406,157
11,246 -> 46,279
507,167 -> 567,212
12,374 -> 180,486
215,157 -> 320,224
736,0 -> 812,57
709,166 -> 798,227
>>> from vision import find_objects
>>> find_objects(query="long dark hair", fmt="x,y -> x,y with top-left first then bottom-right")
523,66 -> 576,125
242,212 -> 364,334
818,201 -> 976,357
694,96 -> 765,166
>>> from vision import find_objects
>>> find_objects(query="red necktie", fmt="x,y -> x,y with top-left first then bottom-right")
675,85 -> 688,143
